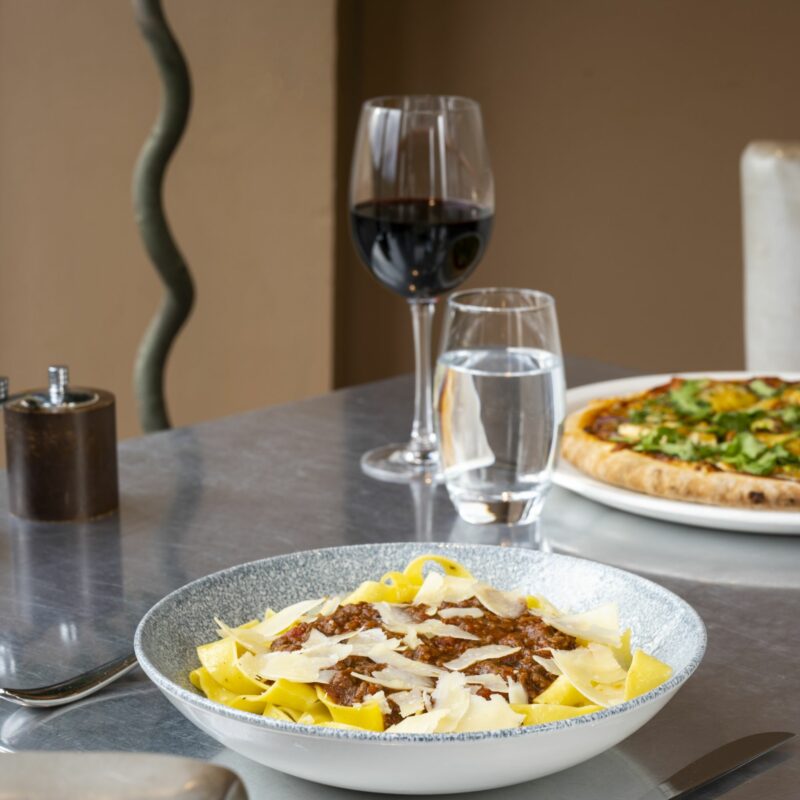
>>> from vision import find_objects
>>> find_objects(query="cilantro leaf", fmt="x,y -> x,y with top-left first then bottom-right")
668,380 -> 711,420
633,427 -> 672,453
740,432 -> 767,459
658,440 -> 700,461
712,410 -> 762,433
633,426 -> 715,461
718,433 -> 791,475
720,431 -> 764,458
748,379 -> 779,398
780,405 -> 800,427
733,450 -> 779,476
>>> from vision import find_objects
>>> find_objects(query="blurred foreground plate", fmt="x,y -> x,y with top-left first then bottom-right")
555,372 -> 800,535
0,751 -> 247,799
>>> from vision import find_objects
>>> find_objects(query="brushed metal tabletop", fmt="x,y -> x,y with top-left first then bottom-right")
1,359 -> 797,799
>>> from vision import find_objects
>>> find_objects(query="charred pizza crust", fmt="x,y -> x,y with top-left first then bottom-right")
562,388 -> 800,510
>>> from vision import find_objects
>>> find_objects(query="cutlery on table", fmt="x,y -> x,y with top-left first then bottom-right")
639,731 -> 794,799
0,653 -> 137,708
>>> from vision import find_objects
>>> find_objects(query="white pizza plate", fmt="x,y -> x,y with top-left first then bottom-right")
554,371 -> 800,535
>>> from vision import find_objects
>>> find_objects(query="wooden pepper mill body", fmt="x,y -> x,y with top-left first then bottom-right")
3,367 -> 119,522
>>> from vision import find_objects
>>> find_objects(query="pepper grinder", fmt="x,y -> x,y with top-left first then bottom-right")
3,366 -> 119,521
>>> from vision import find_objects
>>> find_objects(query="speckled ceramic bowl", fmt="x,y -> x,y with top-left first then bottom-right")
134,543 -> 705,795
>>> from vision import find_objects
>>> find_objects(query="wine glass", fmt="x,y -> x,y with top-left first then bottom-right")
349,95 -> 494,482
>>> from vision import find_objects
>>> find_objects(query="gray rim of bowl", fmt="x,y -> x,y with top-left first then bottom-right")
134,542 -> 706,744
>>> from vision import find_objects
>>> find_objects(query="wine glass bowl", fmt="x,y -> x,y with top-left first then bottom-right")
349,95 -> 494,481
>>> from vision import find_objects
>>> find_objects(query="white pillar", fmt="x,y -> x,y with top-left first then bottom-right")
741,142 -> 800,371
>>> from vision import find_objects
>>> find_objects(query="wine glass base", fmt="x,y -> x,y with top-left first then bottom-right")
360,444 -> 442,484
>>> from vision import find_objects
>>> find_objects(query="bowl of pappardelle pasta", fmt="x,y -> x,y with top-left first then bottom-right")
134,543 -> 705,794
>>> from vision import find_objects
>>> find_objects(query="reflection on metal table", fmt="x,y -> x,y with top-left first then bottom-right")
0,357 -> 797,799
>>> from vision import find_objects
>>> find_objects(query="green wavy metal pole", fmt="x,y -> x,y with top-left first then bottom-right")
132,0 -> 194,432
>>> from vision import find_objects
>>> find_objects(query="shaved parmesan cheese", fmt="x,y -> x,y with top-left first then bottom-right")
248,632 -> 354,683
612,628 -> 633,670
358,626 -> 395,642
373,602 -> 479,645
348,629 -> 402,657
454,694 -> 525,732
363,690 -> 392,715
542,603 -> 622,647
369,648 -> 446,678
437,607 -> 484,619
431,672 -> 471,732
351,667 -> 434,691
214,619 -> 270,654
411,573 -> 524,618
373,602 -> 415,629
506,678 -> 528,705
414,572 -> 480,607
319,596 -> 341,617
525,595 -> 562,617
412,573 -> 477,609
413,619 -> 480,640
443,645 -> 521,671
411,572 -> 443,607
533,655 -> 561,676
386,709 -> 449,733
251,598 -> 325,640
302,629 -> 359,650
565,679 -> 625,708
251,643 -> 351,683
236,650 -> 262,680
550,644 -> 627,708
464,673 -> 510,693
303,628 -> 331,647
558,644 -> 626,684
473,585 -> 526,618
388,688 -> 428,718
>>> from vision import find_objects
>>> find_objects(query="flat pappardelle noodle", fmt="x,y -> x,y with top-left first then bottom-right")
190,555 -> 672,734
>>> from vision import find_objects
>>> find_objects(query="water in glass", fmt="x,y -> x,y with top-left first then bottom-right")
436,346 -> 565,524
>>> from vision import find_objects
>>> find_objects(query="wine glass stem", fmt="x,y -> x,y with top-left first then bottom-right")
407,298 -> 437,466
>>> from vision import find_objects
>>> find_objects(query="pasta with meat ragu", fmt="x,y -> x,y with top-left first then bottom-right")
190,555 -> 672,733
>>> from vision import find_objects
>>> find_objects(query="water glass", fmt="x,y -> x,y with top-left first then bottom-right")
434,288 -> 566,525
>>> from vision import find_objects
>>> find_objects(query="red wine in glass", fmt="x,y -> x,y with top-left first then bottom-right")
349,96 -> 494,482
351,199 -> 494,299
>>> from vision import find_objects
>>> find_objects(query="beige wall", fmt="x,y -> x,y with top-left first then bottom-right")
336,0 -> 800,387
3,0 -> 800,452
0,0 -> 335,453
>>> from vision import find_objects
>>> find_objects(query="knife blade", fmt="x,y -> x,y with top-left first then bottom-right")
640,731 -> 795,800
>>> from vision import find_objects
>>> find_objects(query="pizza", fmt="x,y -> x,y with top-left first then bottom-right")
562,376 -> 800,509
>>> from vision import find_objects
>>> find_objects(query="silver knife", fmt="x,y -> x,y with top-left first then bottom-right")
640,731 -> 795,799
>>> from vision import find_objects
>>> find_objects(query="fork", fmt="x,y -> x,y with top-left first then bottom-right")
0,653 -> 138,708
